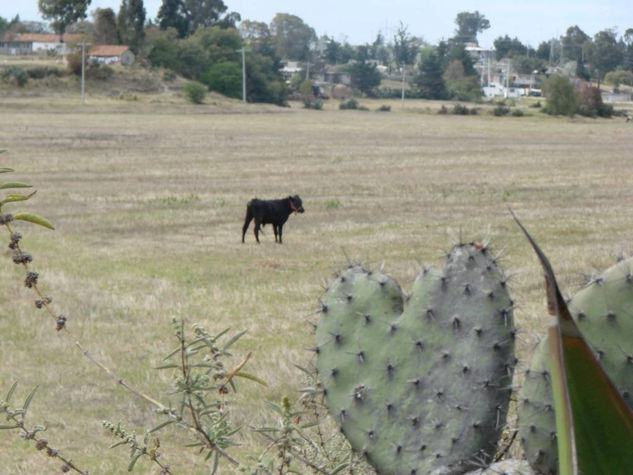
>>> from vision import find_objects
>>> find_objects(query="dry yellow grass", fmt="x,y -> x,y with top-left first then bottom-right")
1,96 -> 633,473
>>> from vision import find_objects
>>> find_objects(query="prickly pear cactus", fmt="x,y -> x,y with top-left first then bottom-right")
316,243 -> 516,474
518,257 -> 633,474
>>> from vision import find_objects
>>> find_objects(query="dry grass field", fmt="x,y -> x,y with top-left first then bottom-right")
1,94 -> 633,473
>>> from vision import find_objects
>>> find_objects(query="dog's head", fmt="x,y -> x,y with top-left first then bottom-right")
290,195 -> 305,213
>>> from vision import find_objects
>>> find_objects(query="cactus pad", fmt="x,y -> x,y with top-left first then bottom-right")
316,243 -> 516,474
519,257 -> 633,474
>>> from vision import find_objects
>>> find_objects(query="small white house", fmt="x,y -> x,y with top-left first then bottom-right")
16,33 -> 86,55
88,45 -> 135,66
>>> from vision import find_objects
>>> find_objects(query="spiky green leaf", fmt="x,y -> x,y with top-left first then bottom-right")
149,419 -> 175,433
0,183 -> 32,190
127,453 -> 142,471
13,213 -> 55,230
0,191 -> 37,206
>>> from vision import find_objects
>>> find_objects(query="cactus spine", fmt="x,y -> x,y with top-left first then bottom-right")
315,243 -> 516,474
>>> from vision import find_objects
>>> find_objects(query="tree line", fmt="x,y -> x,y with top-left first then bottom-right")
1,2 -> 632,105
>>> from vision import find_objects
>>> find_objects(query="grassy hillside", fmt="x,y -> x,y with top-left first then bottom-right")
1,95 -> 633,472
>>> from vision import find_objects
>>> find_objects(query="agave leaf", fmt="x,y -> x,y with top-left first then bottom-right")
547,325 -> 576,475
0,183 -> 32,190
13,212 -> 55,230
0,191 -> 37,206
514,211 -> 633,474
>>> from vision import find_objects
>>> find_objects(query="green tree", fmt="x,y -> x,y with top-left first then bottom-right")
454,11 -> 490,45
38,0 -> 91,38
156,0 -> 188,37
493,35 -> 528,60
183,0 -> 227,33
392,22 -> 418,69
544,75 -> 578,116
347,61 -> 382,95
269,13 -> 316,61
413,48 -> 447,99
117,0 -> 146,52
93,7 -> 117,44
239,20 -> 273,56
535,40 -> 551,61
447,41 -> 476,76
200,61 -> 241,98
324,37 -> 341,64
586,29 -> 623,79
561,25 -> 589,62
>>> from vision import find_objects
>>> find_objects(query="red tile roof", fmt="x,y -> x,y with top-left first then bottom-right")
17,33 -> 87,43
89,45 -> 131,57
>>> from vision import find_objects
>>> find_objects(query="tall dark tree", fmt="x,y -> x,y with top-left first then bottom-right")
38,0 -> 91,38
392,22 -> 418,68
447,41 -> 476,76
156,0 -> 188,37
347,61 -> 381,95
587,29 -> 624,79
324,37 -> 341,64
453,11 -> 490,45
127,0 -> 146,52
94,7 -> 117,44
623,28 -> 633,70
239,20 -> 273,55
493,35 -> 528,60
413,48 -> 447,99
561,25 -> 589,62
183,0 -> 226,32
269,13 -> 316,61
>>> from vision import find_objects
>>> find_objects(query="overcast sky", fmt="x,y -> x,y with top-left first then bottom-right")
1,0 -> 631,48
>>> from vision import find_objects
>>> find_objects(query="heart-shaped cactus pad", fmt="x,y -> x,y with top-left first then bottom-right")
316,243 -> 516,474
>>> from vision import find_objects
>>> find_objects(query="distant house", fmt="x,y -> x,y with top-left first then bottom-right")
88,45 -> 135,66
15,33 -> 86,55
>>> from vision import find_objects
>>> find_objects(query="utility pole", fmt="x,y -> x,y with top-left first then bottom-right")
401,67 -> 405,104
80,42 -> 87,104
236,48 -> 248,103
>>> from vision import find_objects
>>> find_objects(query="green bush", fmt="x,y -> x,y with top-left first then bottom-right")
162,69 -> 176,82
377,105 -> 391,112
512,109 -> 525,117
2,67 -> 28,87
200,61 -> 241,99
543,75 -> 578,117
493,105 -> 511,116
86,63 -> 114,81
183,81 -> 207,104
339,98 -> 359,110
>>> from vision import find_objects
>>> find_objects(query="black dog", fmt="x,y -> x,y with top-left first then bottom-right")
241,195 -> 304,244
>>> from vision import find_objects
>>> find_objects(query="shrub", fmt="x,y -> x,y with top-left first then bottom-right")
377,105 -> 391,112
512,109 -> 525,117
66,53 -> 83,76
577,84 -> 613,118
339,98 -> 359,110
2,67 -> 28,87
543,75 -> 578,117
438,104 -> 448,114
86,63 -> 114,81
200,61 -> 241,99
183,81 -> 207,104
162,69 -> 176,82
492,105 -> 511,116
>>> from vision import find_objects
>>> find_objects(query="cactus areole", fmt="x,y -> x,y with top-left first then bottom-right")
316,243 -> 516,474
